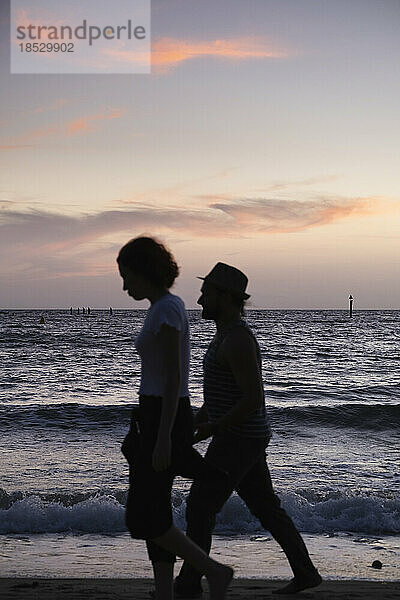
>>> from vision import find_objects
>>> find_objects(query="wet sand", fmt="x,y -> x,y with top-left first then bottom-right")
0,578 -> 399,600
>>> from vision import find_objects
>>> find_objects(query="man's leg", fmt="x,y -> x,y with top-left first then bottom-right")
236,451 -> 321,584
176,434 -> 264,595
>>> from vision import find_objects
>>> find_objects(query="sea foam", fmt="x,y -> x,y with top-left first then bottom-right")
1,488 -> 399,535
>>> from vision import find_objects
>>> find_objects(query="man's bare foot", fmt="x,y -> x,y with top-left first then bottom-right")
206,564 -> 234,600
272,572 -> 322,594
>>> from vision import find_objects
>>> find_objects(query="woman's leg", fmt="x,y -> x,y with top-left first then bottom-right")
152,561 -> 174,600
138,398 -> 232,598
146,540 -> 175,600
153,525 -> 233,600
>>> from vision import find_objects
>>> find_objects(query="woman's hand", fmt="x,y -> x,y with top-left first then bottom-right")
152,433 -> 172,472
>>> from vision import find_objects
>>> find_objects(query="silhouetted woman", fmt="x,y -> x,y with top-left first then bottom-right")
117,237 -> 233,600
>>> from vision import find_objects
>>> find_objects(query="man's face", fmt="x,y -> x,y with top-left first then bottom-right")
197,282 -> 221,320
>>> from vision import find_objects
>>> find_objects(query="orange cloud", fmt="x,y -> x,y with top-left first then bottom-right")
152,37 -> 288,68
102,36 -> 290,73
65,108 -> 124,136
17,126 -> 59,143
209,197 -> 377,233
0,145 -> 33,150
255,175 -> 341,192
23,99 -> 68,115
1,108 -> 125,147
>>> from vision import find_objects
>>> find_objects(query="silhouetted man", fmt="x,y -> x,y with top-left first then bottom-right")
175,263 -> 322,597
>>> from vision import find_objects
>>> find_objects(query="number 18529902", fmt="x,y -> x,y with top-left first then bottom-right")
19,42 -> 74,52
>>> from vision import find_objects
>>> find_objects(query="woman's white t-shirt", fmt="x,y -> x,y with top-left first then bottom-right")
134,293 -> 190,397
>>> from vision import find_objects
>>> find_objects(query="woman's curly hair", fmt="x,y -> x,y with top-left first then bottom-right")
117,236 -> 179,289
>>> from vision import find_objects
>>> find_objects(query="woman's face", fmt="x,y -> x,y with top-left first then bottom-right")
119,263 -> 148,301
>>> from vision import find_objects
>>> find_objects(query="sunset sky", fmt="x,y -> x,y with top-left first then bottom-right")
1,0 -> 399,309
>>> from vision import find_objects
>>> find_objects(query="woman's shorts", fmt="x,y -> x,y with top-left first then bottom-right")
123,395 -> 225,540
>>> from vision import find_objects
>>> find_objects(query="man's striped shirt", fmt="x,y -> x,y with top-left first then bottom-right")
203,320 -> 271,439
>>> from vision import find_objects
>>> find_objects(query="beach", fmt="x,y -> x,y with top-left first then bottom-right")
1,578 -> 399,600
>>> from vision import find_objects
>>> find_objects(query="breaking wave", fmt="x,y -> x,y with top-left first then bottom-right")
1,488 -> 399,535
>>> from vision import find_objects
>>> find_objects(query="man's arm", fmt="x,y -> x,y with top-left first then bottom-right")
194,328 -> 263,442
193,404 -> 209,427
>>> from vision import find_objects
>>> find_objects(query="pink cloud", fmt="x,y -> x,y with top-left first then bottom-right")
209,197 -> 376,233
0,196 -> 388,282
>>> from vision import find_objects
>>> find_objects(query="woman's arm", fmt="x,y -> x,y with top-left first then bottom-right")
152,323 -> 181,471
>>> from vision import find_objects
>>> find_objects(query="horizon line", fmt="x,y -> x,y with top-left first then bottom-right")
1,307 -> 399,312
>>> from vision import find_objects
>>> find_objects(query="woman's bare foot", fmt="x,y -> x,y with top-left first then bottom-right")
206,564 -> 234,600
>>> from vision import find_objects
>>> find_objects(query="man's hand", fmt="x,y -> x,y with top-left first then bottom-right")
193,404 -> 209,428
152,434 -> 172,471
193,422 -> 217,443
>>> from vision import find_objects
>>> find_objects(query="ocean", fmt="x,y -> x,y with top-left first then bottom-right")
1,309 -> 399,581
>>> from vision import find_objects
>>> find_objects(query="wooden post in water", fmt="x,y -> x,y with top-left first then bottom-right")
349,294 -> 354,318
